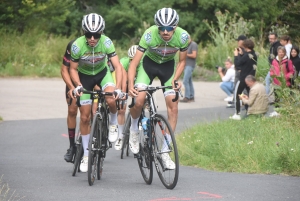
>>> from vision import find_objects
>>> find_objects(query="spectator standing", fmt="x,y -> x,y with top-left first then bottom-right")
266,32 -> 281,94
240,75 -> 268,117
234,35 -> 247,90
290,46 -> 300,77
218,57 -> 235,101
269,46 -> 294,117
180,37 -> 198,103
230,39 -> 257,120
280,35 -> 292,58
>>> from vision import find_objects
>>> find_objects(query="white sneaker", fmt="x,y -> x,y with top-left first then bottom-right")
129,131 -> 139,154
269,111 -> 280,117
230,113 -> 241,120
161,153 -> 175,170
80,156 -> 88,172
114,138 -> 123,151
108,125 -> 118,143
224,96 -> 233,102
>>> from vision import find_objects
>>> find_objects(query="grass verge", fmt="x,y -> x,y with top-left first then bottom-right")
177,115 -> 300,176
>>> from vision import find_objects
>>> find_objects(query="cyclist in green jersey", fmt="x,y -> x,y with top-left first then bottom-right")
128,8 -> 189,169
114,45 -> 140,150
70,13 -> 124,172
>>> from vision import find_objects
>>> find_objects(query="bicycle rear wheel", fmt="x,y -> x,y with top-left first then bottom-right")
88,113 -> 101,186
72,136 -> 83,176
152,114 -> 179,189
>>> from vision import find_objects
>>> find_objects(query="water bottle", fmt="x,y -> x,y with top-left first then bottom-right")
141,117 -> 150,137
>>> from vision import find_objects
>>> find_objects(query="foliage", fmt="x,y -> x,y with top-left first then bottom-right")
202,11 -> 254,69
0,29 -> 128,77
1,0 -> 300,46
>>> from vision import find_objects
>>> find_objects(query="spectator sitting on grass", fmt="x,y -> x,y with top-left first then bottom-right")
239,75 -> 268,117
218,57 -> 235,102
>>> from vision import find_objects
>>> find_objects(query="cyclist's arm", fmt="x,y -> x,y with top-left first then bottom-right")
61,64 -> 74,90
173,50 -> 187,82
110,55 -> 122,90
128,49 -> 144,90
70,61 -> 81,86
121,66 -> 127,92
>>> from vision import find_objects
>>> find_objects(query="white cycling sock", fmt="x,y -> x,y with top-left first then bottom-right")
81,134 -> 90,156
109,112 -> 117,125
118,124 -> 124,139
162,133 -> 172,152
130,116 -> 139,132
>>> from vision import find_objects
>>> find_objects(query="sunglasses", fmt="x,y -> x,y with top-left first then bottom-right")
158,26 -> 175,32
84,32 -> 101,39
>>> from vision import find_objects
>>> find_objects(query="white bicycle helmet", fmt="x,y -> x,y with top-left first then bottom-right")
82,13 -> 105,33
128,45 -> 138,58
154,8 -> 179,27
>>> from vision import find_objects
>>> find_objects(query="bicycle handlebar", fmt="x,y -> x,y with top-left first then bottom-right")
128,80 -> 182,108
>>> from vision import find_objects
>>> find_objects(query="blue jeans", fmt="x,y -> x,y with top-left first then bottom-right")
183,66 -> 195,99
265,71 -> 271,94
220,81 -> 234,96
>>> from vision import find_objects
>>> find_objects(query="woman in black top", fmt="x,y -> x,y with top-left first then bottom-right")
231,39 -> 257,120
290,46 -> 300,77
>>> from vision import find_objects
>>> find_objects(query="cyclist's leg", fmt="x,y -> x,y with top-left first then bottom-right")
78,72 -> 95,172
157,59 -> 177,168
64,85 -> 78,162
99,68 -> 119,143
157,59 -> 178,132
128,56 -> 151,153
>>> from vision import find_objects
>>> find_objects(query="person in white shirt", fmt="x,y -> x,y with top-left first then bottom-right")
218,57 -> 236,101
280,35 -> 292,59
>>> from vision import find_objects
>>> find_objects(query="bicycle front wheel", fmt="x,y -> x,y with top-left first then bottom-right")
137,122 -> 153,184
152,114 -> 179,189
121,113 -> 131,159
88,113 -> 101,186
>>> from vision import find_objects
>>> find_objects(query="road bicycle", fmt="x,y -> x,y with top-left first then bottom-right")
79,88 -> 126,186
128,82 -> 181,189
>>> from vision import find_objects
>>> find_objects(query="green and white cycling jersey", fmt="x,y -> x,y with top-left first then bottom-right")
120,57 -> 142,72
70,35 -> 116,75
138,25 -> 189,64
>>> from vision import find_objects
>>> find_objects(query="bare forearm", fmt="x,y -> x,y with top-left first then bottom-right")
174,60 -> 186,80
61,66 -> 74,89
70,68 -> 81,86
121,68 -> 127,92
128,63 -> 137,88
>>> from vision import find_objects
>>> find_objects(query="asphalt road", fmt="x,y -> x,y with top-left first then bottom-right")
0,78 -> 299,201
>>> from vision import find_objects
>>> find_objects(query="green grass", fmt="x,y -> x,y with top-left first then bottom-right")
177,115 -> 300,175
0,116 -> 3,121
